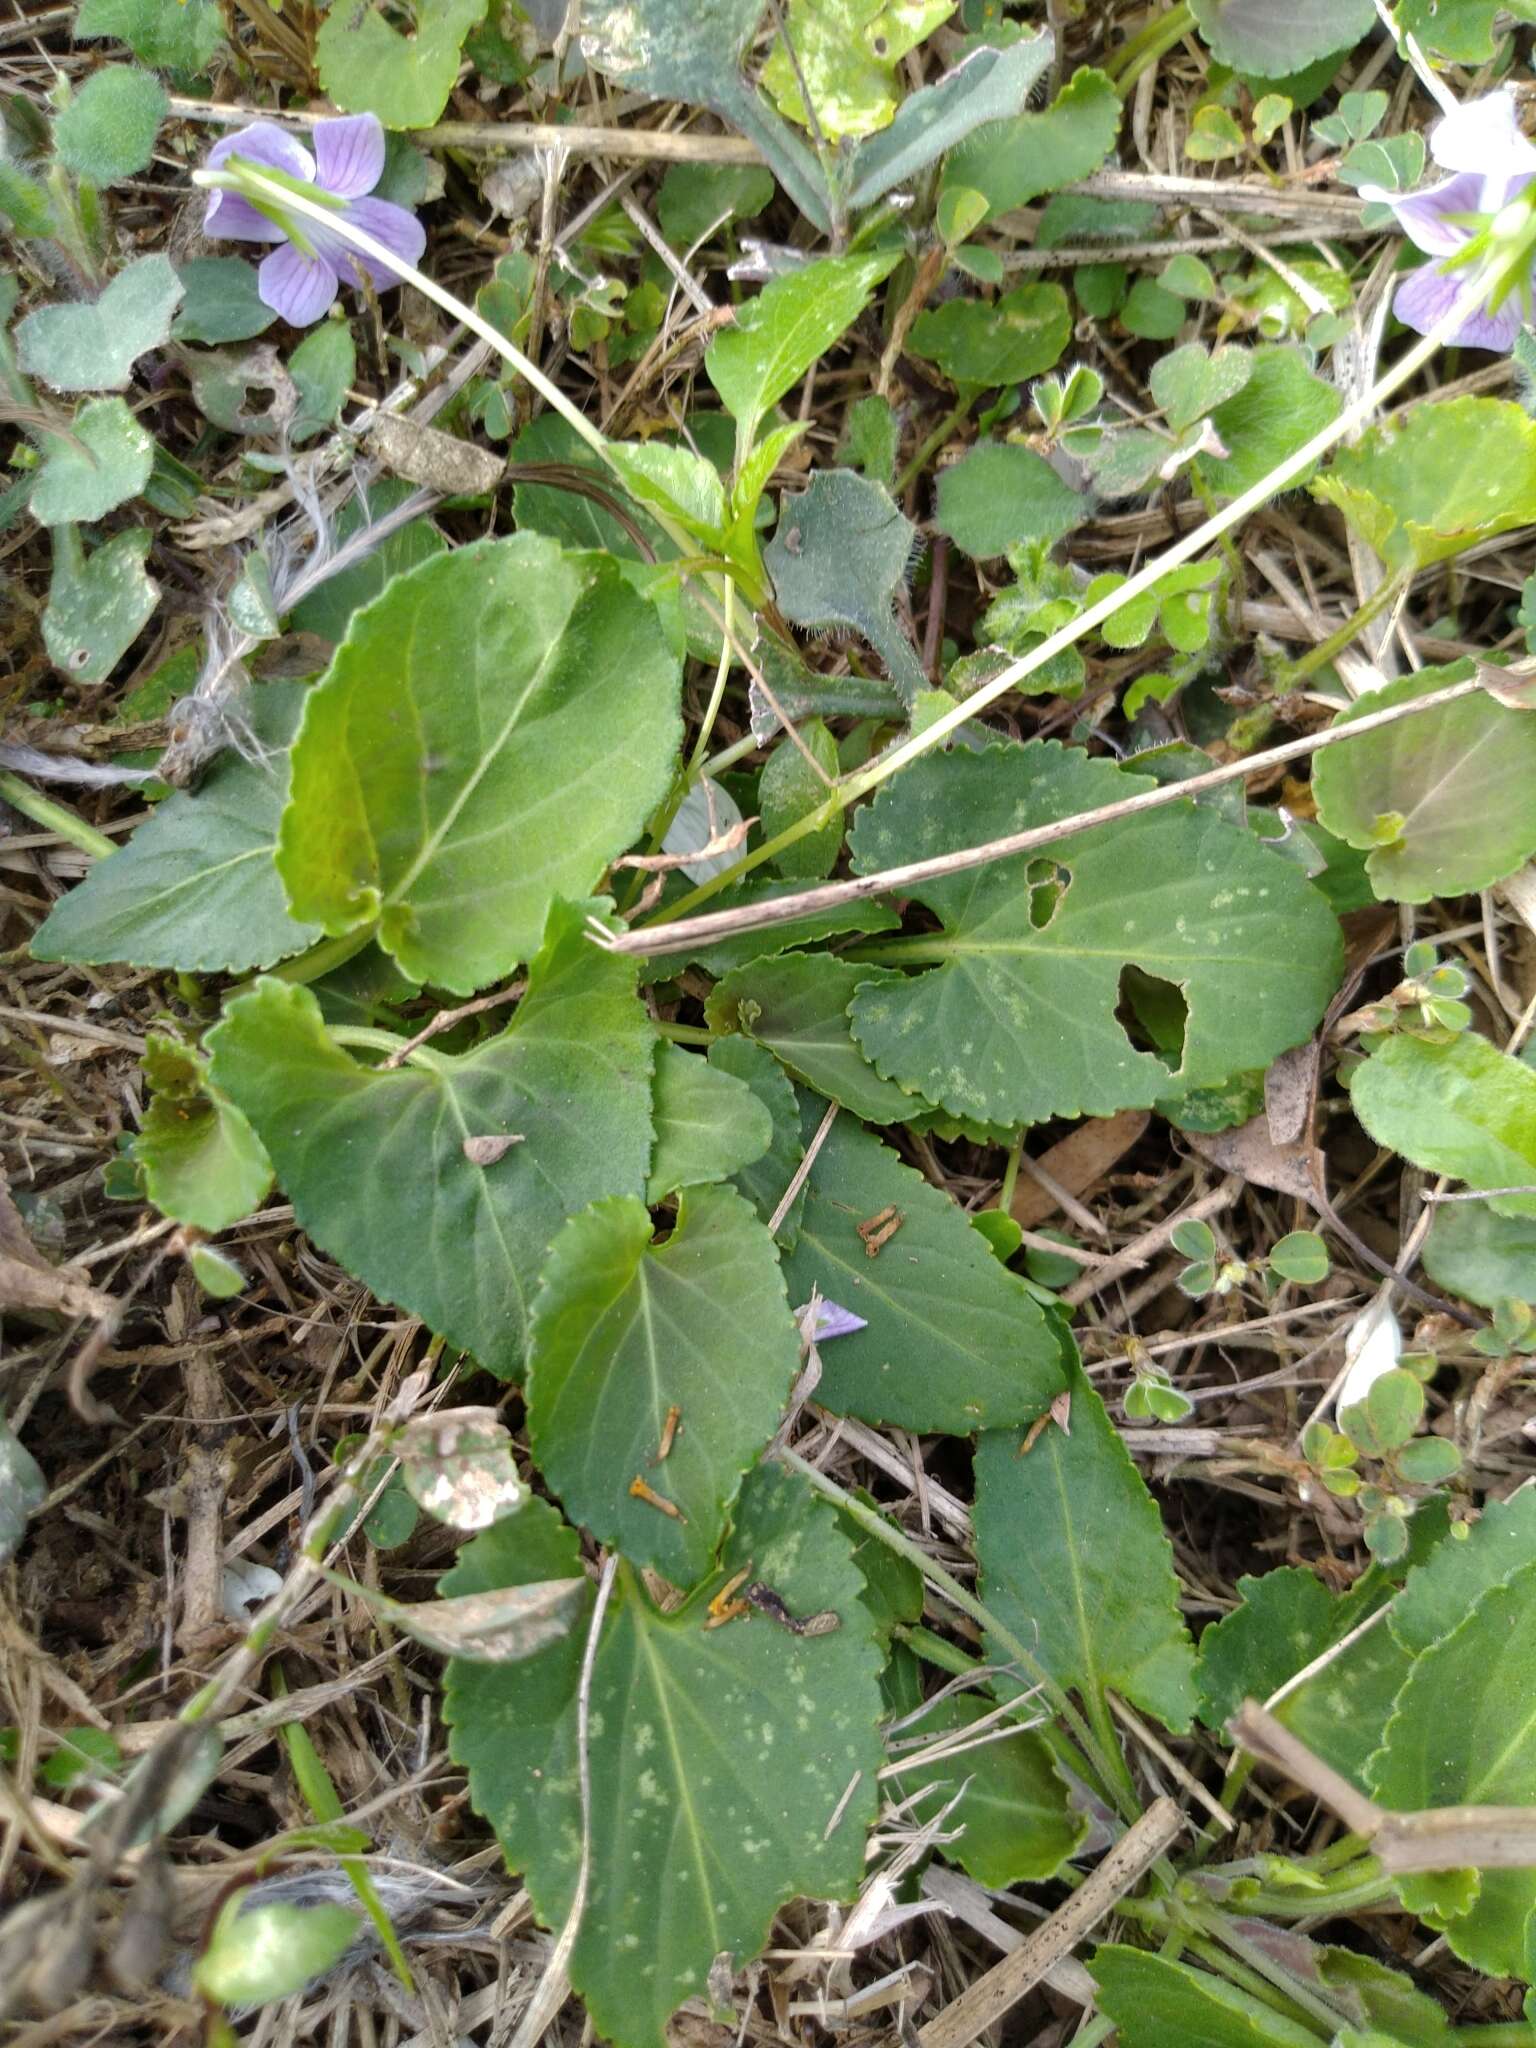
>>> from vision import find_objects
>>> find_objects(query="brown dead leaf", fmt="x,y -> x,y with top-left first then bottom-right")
1010,1111 -> 1148,1229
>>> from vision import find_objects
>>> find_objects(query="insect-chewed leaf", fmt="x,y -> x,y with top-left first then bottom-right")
208,901 -> 656,1380
277,535 -> 682,996
779,1098 -> 1065,1432
392,1409 -> 526,1530
974,1358 -> 1198,1732
526,1185 -> 801,1581
351,1576 -> 584,1662
315,0 -> 486,128
443,1467 -> 883,2048
846,740 -> 1344,1128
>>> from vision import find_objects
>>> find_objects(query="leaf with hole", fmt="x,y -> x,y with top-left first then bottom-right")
208,903 -> 656,1381
1349,1033 -> 1536,1222
392,1409 -> 527,1529
31,683 -> 322,974
759,0 -> 955,141
708,953 -> 928,1124
764,468 -> 926,704
647,1043 -> 775,1200
443,1466 -> 883,2048
527,1185 -> 800,1580
15,252 -> 182,393
975,1357 -> 1198,1731
277,535 -> 681,993
42,526 -> 158,685
1311,664 -> 1536,902
778,1100 -> 1066,1431
29,397 -> 153,527
316,0 -> 489,128
846,741 -> 1343,1128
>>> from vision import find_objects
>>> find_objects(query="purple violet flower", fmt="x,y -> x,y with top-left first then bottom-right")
796,1298 -> 869,1343
203,114 -> 426,327
1364,88 -> 1536,352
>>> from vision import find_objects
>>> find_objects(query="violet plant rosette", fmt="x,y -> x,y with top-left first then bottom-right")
202,113 -> 425,326
1364,88 -> 1536,351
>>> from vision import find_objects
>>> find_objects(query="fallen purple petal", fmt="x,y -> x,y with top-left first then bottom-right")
796,1299 -> 869,1342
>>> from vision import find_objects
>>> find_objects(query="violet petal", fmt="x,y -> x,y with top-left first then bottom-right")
1393,259 -> 1524,351
1431,89 -> 1536,179
313,113 -> 386,200
203,190 -> 288,244
323,196 -> 427,288
258,242 -> 339,326
797,1298 -> 869,1342
1377,168 -> 1485,257
207,119 -> 315,184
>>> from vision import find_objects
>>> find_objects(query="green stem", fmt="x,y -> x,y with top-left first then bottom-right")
262,926 -> 377,990
997,1129 -> 1025,1214
1177,1926 -> 1337,2038
1110,3 -> 1196,97
1273,571 -> 1408,690
0,771 -> 118,859
1103,0 -> 1193,80
329,1023 -> 448,1070
894,396 -> 975,498
1451,2028 -> 1536,2044
657,1021 -> 713,1044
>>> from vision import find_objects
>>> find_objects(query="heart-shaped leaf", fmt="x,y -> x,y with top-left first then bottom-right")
136,1032 -> 272,1233
43,526 -> 158,682
316,0 -> 489,128
53,64 -> 166,186
1348,1032 -> 1536,1222
908,281 -> 1071,393
29,396 -> 153,527
527,1184 -> 801,1580
278,535 -> 681,993
16,252 -> 183,392
1149,341 -> 1253,436
208,902 -> 657,1380
934,440 -> 1084,560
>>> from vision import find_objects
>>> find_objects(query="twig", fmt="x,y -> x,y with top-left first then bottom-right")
769,1101 -> 838,1238
381,983 -> 527,1069
1061,1179 -> 1242,1308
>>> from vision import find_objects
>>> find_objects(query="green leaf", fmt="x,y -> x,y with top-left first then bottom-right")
277,535 -> 681,993
943,64 -> 1120,218
708,954 -> 927,1124
171,257 -> 276,345
1189,0 -> 1373,72
1314,398 -> 1536,574
195,1893 -> 358,2008
843,33 -> 1057,209
1317,1949 -> 1455,2047
315,0 -> 489,128
1184,105 -> 1246,160
908,280 -> 1072,392
710,1035 -> 809,1246
444,1466 -> 883,2048
1312,663 -> 1536,902
1196,1566 -> 1376,1731
0,1419 -> 46,1567
1349,1033 -> 1536,1222
528,1185 -> 800,1580
31,683 -> 322,974
15,252 -> 183,392
208,903 -> 656,1381
758,718 -> 843,880
289,322 -> 357,444
975,1357 -> 1198,1731
189,1244 -> 247,1297
1389,1486 -> 1536,1659
136,1032 -> 272,1234
647,1043 -> 774,1200
1372,1561 -> 1536,1977
846,741 -> 1343,1127
1150,341 -> 1253,436
780,1104 -> 1067,1431
1340,1368 -> 1423,1457
891,1694 -> 1086,1885
29,396 -> 153,527
763,469 -> 927,705
1424,1201 -> 1536,1310
759,0 -> 955,140
288,479 -> 444,641
1191,345 -> 1341,497
43,526 -> 158,683
657,161 -> 775,246
1397,0 -> 1536,60
1091,1946 -> 1323,2048
53,64 -> 166,185
75,0 -> 224,74
934,440 -> 1083,560
706,251 -> 898,468
1269,1230 -> 1329,1284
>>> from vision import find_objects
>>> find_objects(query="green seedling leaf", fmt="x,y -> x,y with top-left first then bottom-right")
706,251 -> 898,469
444,1467 -> 883,2048
1192,344 -> 1341,497
289,479 -> 445,641
392,1408 -> 526,1529
1372,1561 -> 1536,1977
38,1727 -> 123,1790
1350,1033 -> 1536,1222
934,441 -> 1083,560
647,1043 -> 775,1199
708,954 -> 927,1125
316,0 -> 489,128
29,396 -> 153,527
1149,340 -> 1253,435
1269,1230 -> 1330,1284
890,1694 -> 1086,1885
779,1101 -> 1066,1431
196,1892 -> 358,2009
1424,1202 -> 1536,1310
1189,0 -> 1373,71
278,535 -> 681,993
171,257 -> 276,345
31,683 -> 323,973
208,903 -> 656,1381
760,0 -> 955,141
1341,1367 -> 1424,1457
1315,398 -> 1536,573
1091,1946 -> 1323,2048
189,1244 -> 247,1297
43,526 -> 158,683
76,0 -> 224,72
758,717 -> 842,880
528,1185 -> 801,1580
847,741 -> 1343,1128
0,1420 -> 45,1567
53,64 -> 166,185
843,32 -> 1056,208
136,1032 -> 272,1234
975,1358 -> 1198,1731
908,281 -> 1072,393
289,321 -> 356,444
15,252 -> 182,392
1312,663 -> 1536,902
709,1036 -> 808,1246
764,469 -> 927,705
943,63 -> 1119,218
